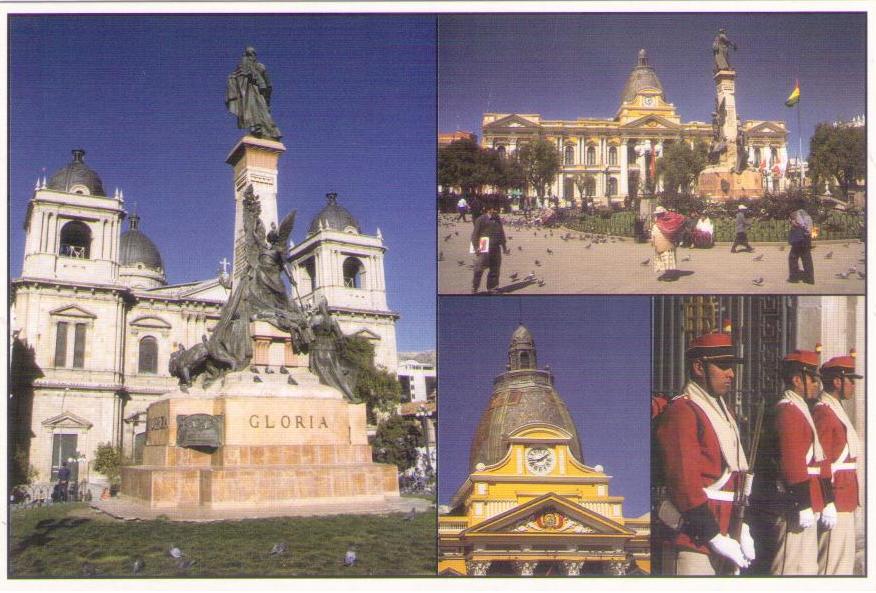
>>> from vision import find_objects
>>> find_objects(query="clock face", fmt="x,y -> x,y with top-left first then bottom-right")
526,447 -> 556,475
643,96 -> 655,107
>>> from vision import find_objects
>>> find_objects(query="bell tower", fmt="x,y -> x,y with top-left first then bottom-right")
21,149 -> 125,285
508,324 -> 538,370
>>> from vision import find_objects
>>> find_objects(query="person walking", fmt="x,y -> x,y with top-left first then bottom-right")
456,196 -> 469,222
471,205 -> 510,294
813,353 -> 862,575
56,461 -> 71,503
730,205 -> 753,253
654,330 -> 754,575
788,206 -> 814,284
651,206 -> 687,282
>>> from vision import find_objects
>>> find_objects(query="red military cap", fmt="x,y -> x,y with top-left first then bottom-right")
783,345 -> 821,375
686,330 -> 743,363
820,349 -> 863,379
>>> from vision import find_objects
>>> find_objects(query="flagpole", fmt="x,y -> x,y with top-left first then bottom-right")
797,99 -> 803,188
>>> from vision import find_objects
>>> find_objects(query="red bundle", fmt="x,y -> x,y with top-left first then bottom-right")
654,212 -> 687,243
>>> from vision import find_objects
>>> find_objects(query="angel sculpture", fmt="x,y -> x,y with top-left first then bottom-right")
196,186 -> 311,385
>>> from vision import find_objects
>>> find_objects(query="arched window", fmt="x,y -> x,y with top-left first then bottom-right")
608,146 -> 618,166
58,220 -> 91,259
519,352 -> 530,368
343,257 -> 365,289
138,336 -> 158,375
754,147 -> 762,166
497,145 -> 506,158
607,177 -> 618,197
564,145 -> 575,165
586,146 -> 596,166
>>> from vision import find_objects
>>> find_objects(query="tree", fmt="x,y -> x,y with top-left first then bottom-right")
656,141 -> 708,197
438,138 -> 520,197
342,336 -> 402,424
807,123 -> 865,199
573,173 -> 596,206
93,443 -> 122,485
516,137 -> 561,200
372,414 -> 423,472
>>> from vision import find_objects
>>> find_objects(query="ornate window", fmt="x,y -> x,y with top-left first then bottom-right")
608,146 -> 618,166
54,322 -> 69,367
607,177 -> 618,197
586,146 -> 596,166
564,145 -> 575,165
138,336 -> 158,375
343,257 -> 365,289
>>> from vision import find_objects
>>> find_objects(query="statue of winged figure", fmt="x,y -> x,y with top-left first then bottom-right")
171,186 -> 312,387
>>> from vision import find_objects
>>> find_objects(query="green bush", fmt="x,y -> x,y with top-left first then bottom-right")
93,443 -> 122,485
565,210 -> 636,237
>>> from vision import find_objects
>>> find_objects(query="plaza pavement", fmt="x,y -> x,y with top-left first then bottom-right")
438,214 -> 866,295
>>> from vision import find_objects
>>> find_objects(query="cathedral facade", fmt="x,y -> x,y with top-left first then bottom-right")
438,325 -> 649,576
10,148 -> 398,487
480,50 -> 790,204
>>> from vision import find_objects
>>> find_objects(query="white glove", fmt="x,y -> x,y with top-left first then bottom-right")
708,533 -> 750,570
819,502 -> 838,530
798,507 -> 816,529
740,523 -> 756,562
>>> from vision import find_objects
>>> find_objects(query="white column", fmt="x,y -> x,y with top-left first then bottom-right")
620,142 -> 629,197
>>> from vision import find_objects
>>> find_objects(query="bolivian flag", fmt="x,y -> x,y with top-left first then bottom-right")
785,81 -> 800,107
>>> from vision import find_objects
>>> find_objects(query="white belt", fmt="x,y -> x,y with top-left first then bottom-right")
832,462 -> 856,473
807,466 -> 821,476
703,488 -> 736,502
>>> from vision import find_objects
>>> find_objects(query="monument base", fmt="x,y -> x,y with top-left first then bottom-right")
697,167 -> 763,201
120,369 -> 400,512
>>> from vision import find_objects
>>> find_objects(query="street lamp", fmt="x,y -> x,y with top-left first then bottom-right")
415,405 -> 433,479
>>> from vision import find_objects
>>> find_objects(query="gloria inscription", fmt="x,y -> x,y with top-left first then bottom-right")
248,414 -> 329,429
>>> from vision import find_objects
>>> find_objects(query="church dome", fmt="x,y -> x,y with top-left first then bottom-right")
46,149 -> 106,196
468,325 -> 584,471
308,192 -> 361,235
119,214 -> 163,270
620,49 -> 665,104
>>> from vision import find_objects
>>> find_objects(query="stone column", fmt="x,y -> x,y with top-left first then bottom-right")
513,560 -> 538,576
714,70 -> 739,170
466,560 -> 491,576
619,141 -> 629,197
562,561 -> 584,576
226,135 -> 287,285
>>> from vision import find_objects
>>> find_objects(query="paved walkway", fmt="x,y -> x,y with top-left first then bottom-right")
439,214 -> 865,295
93,495 -> 433,522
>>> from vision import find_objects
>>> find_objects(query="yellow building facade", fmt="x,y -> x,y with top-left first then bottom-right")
480,50 -> 789,204
438,325 -> 649,576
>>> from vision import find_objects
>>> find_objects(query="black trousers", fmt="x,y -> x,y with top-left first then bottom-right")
472,249 -> 502,292
456,208 -> 467,221
788,240 -> 814,283
731,232 -> 752,252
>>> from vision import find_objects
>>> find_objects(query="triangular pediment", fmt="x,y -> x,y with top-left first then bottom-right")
177,278 -> 231,301
484,114 -> 539,130
747,121 -> 787,135
621,114 -> 679,130
42,410 -> 93,430
465,493 -> 634,536
49,304 -> 97,319
353,328 -> 381,341
129,315 -> 172,329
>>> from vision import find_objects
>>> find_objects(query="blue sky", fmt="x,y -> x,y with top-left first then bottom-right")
439,13 -> 866,158
438,297 -> 651,517
9,15 -> 437,352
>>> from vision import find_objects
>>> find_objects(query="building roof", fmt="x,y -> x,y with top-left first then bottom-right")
119,214 -> 164,270
47,149 -> 106,196
620,49 -> 665,104
308,192 -> 361,235
468,325 -> 583,470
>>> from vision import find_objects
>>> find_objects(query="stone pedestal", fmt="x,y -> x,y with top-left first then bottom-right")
226,135 -> 286,285
697,167 -> 763,201
120,368 -> 399,511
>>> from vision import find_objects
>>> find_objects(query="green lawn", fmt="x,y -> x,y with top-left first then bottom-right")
10,503 -> 437,578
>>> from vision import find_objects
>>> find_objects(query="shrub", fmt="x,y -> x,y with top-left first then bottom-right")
93,443 -> 122,485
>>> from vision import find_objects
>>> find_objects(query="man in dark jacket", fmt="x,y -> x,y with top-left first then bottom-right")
788,207 -> 814,284
471,206 -> 510,294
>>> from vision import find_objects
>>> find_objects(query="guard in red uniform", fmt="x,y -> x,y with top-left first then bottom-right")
762,348 -> 829,575
654,330 -> 754,575
814,352 -> 862,574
